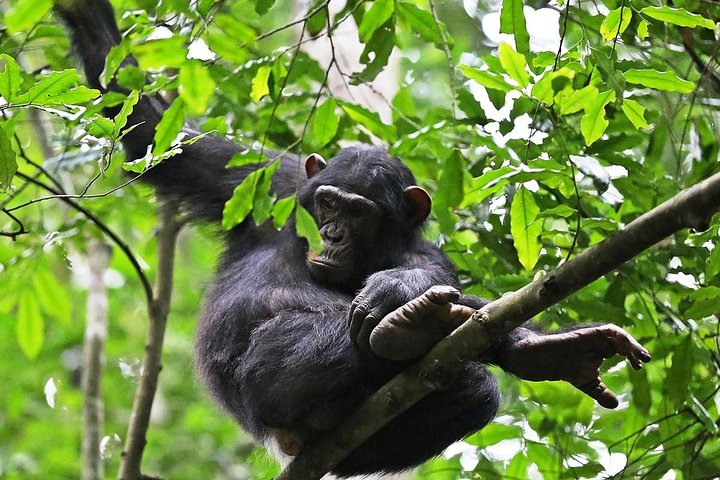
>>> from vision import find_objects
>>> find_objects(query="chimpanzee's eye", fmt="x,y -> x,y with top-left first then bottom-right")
348,203 -> 366,218
317,196 -> 334,210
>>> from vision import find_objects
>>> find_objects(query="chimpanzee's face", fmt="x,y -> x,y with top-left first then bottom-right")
306,185 -> 382,286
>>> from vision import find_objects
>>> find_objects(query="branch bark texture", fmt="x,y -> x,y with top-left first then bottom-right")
118,200 -> 179,480
278,171 -> 720,480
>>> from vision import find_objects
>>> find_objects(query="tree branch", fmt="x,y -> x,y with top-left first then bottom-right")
82,240 -> 111,480
278,171 -> 720,480
118,200 -> 180,480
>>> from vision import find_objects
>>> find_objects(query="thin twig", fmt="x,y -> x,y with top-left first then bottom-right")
118,200 -> 180,480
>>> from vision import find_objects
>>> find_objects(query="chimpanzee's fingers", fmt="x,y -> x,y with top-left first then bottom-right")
576,377 -> 619,409
356,313 -> 380,351
601,325 -> 651,367
349,300 -> 368,343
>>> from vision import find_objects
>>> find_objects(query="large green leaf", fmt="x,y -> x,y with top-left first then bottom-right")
341,103 -> 396,141
580,90 -> 615,145
313,98 -> 339,147
13,69 -> 99,106
295,205 -> 324,254
222,168 -> 262,230
458,65 -> 512,92
251,66 -> 272,103
17,291 -> 44,359
179,61 -> 216,115
4,0 -> 53,33
152,98 -> 187,156
510,186 -> 542,271
600,7 -> 632,42
621,98 -> 648,129
0,123 -> 17,190
623,69 -> 695,93
498,43 -> 530,87
358,0 -> 395,43
641,6 -> 715,29
0,54 -> 24,102
396,2 -> 445,48
499,0 -> 530,54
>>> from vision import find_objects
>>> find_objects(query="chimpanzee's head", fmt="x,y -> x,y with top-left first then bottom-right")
298,144 -> 431,288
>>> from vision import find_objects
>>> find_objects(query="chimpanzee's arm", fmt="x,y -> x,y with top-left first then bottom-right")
56,0 -> 303,223
349,239 -> 459,348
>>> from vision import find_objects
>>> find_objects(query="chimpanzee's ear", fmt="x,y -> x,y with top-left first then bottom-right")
404,186 -> 432,227
305,153 -> 327,179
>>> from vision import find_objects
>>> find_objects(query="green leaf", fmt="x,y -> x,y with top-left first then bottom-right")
685,286 -> 720,319
499,0 -> 530,54
33,271 -> 71,325
621,98 -> 648,129
341,103 -> 396,141
313,99 -> 339,147
255,0 -> 276,15
0,54 -> 24,102
666,335 -> 693,407
498,43 -> 530,87
179,61 -> 216,115
435,150 -> 465,209
5,0 -> 52,33
0,123 -> 17,190
354,21 -> 395,84
17,291 -> 44,359
557,85 -> 598,115
396,2 -> 444,47
251,66 -> 272,103
252,162 -> 280,225
100,41 -> 131,88
510,186 -> 542,271
637,19 -> 649,40
133,37 -> 187,69
641,6 -> 715,29
458,65 -> 512,92
358,0 -> 395,43
600,7 -> 632,42
85,115 -> 116,138
623,69 -> 695,93
706,245 -> 720,280
272,195 -> 296,229
14,69 -> 100,106
580,90 -> 615,146
222,168 -> 262,230
152,98 -> 187,156
114,91 -> 141,135
295,205 -> 324,254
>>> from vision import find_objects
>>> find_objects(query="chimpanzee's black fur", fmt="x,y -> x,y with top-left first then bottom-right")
56,2 -> 502,475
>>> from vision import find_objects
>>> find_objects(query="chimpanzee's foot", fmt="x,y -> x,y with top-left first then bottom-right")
502,324 -> 652,408
369,286 -> 475,361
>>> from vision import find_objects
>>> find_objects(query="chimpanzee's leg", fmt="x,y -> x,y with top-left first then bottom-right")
333,361 -> 499,476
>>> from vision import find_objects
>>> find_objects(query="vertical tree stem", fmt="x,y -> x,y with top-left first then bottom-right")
118,200 -> 179,480
82,240 -> 112,480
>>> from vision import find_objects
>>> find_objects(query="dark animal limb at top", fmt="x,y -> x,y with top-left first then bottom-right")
280,170 -> 720,480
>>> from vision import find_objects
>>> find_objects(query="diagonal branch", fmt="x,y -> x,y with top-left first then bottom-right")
278,171 -> 720,480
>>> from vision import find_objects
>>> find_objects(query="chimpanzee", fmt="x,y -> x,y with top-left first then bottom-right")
56,1 -> 651,476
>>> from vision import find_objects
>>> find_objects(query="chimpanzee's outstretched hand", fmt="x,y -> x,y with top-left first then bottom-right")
499,325 -> 651,408
367,286 -> 474,361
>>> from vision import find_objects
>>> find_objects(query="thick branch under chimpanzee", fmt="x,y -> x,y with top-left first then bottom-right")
278,171 -> 720,480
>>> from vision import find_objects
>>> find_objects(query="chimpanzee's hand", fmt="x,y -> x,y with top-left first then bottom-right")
364,285 -> 475,360
349,271 -> 421,350
501,325 -> 651,408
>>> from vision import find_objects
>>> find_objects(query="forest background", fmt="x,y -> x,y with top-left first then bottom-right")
0,0 -> 719,479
